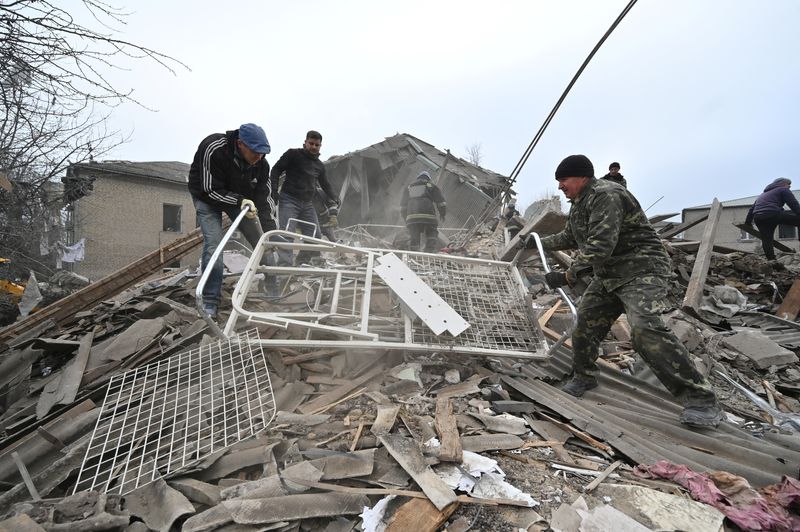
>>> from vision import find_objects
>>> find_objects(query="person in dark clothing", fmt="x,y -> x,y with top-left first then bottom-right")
528,154 -> 722,428
601,162 -> 627,188
271,130 -> 340,265
188,123 -> 277,318
501,203 -> 525,239
744,178 -> 800,260
400,171 -> 447,253
312,185 -> 339,242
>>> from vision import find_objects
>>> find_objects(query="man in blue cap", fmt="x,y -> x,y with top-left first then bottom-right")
188,123 -> 277,318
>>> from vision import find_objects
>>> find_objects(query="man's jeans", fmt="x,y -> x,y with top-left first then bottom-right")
193,197 -> 275,306
276,193 -> 320,266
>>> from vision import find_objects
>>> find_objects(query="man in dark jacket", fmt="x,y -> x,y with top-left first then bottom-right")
744,178 -> 800,260
529,154 -> 722,428
601,161 -> 627,188
271,130 -> 339,265
400,171 -> 446,253
188,123 -> 277,318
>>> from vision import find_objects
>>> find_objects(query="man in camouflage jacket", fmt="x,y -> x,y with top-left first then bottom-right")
530,154 -> 722,428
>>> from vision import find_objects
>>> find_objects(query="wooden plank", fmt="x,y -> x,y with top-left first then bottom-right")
461,434 -> 524,452
500,210 -> 568,261
283,478 -> 532,507
299,364 -> 383,415
584,460 -> 623,492
11,452 -> 40,500
648,212 -> 680,224
386,497 -> 458,532
434,398 -> 462,462
0,227 -> 206,350
659,213 -> 708,240
734,223 -> 795,253
378,434 -> 457,511
682,198 -> 722,313
776,279 -> 800,321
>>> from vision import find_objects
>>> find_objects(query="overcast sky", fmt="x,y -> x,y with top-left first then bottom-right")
94,0 -> 800,219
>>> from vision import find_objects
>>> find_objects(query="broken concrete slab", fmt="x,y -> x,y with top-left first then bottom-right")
378,433 -> 457,511
223,493 -> 369,524
168,478 -> 221,507
125,477 -> 195,532
598,484 -> 725,532
469,412 -> 528,435
722,329 -> 799,368
182,504 -> 234,532
100,317 -> 166,361
196,443 -> 271,482
0,513 -> 46,532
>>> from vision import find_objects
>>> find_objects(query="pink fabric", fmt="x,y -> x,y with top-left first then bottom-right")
635,460 -> 799,531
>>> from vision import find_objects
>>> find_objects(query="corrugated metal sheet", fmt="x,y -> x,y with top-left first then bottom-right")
729,311 -> 800,349
500,370 -> 800,487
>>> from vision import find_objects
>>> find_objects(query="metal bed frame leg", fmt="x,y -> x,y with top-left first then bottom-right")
512,232 -> 578,356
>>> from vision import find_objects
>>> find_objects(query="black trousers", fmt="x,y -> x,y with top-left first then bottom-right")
753,211 -> 800,260
407,222 -> 439,253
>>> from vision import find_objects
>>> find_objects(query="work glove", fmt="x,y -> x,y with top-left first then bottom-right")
328,215 -> 338,228
545,271 -> 569,289
439,213 -> 446,222
241,198 -> 257,219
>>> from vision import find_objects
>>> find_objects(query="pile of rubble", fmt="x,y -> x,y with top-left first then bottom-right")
0,218 -> 798,531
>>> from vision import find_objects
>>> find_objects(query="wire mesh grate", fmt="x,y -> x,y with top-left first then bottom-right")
74,329 -> 275,495
405,254 -> 545,352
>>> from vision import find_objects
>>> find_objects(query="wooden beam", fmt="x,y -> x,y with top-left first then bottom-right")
434,398 -> 462,462
659,213 -> 708,240
734,223 -> 796,253
776,279 -> 800,321
386,498 -> 458,532
299,364 -> 383,415
682,198 -> 722,313
0,227 -> 206,350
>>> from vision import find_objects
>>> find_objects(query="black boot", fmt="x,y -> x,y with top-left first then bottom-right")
562,375 -> 598,397
679,403 -> 724,428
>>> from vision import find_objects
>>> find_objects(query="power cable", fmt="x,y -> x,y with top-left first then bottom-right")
465,0 -> 640,243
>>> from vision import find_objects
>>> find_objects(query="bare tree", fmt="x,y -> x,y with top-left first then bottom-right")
0,0 -> 186,280
465,142 -> 483,167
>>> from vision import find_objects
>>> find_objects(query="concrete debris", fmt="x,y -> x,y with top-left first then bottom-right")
125,477 -> 195,532
722,329 -> 799,368
1,211 -> 799,531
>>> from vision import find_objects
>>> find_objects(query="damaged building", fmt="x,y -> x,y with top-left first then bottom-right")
0,148 -> 799,531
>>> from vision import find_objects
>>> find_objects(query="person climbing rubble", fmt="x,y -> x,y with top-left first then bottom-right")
525,154 -> 723,428
744,177 -> 800,261
400,171 -> 447,253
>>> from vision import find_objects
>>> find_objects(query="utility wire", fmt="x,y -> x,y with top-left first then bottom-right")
465,0 -> 640,244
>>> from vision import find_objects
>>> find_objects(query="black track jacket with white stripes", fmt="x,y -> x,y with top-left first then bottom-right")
188,129 -> 277,223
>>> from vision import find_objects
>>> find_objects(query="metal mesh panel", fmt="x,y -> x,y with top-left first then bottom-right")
74,329 -> 275,495
404,254 -> 545,352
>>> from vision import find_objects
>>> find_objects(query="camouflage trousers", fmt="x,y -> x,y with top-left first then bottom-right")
571,276 -> 716,406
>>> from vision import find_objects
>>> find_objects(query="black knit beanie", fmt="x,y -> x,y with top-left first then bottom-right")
555,155 -> 594,179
